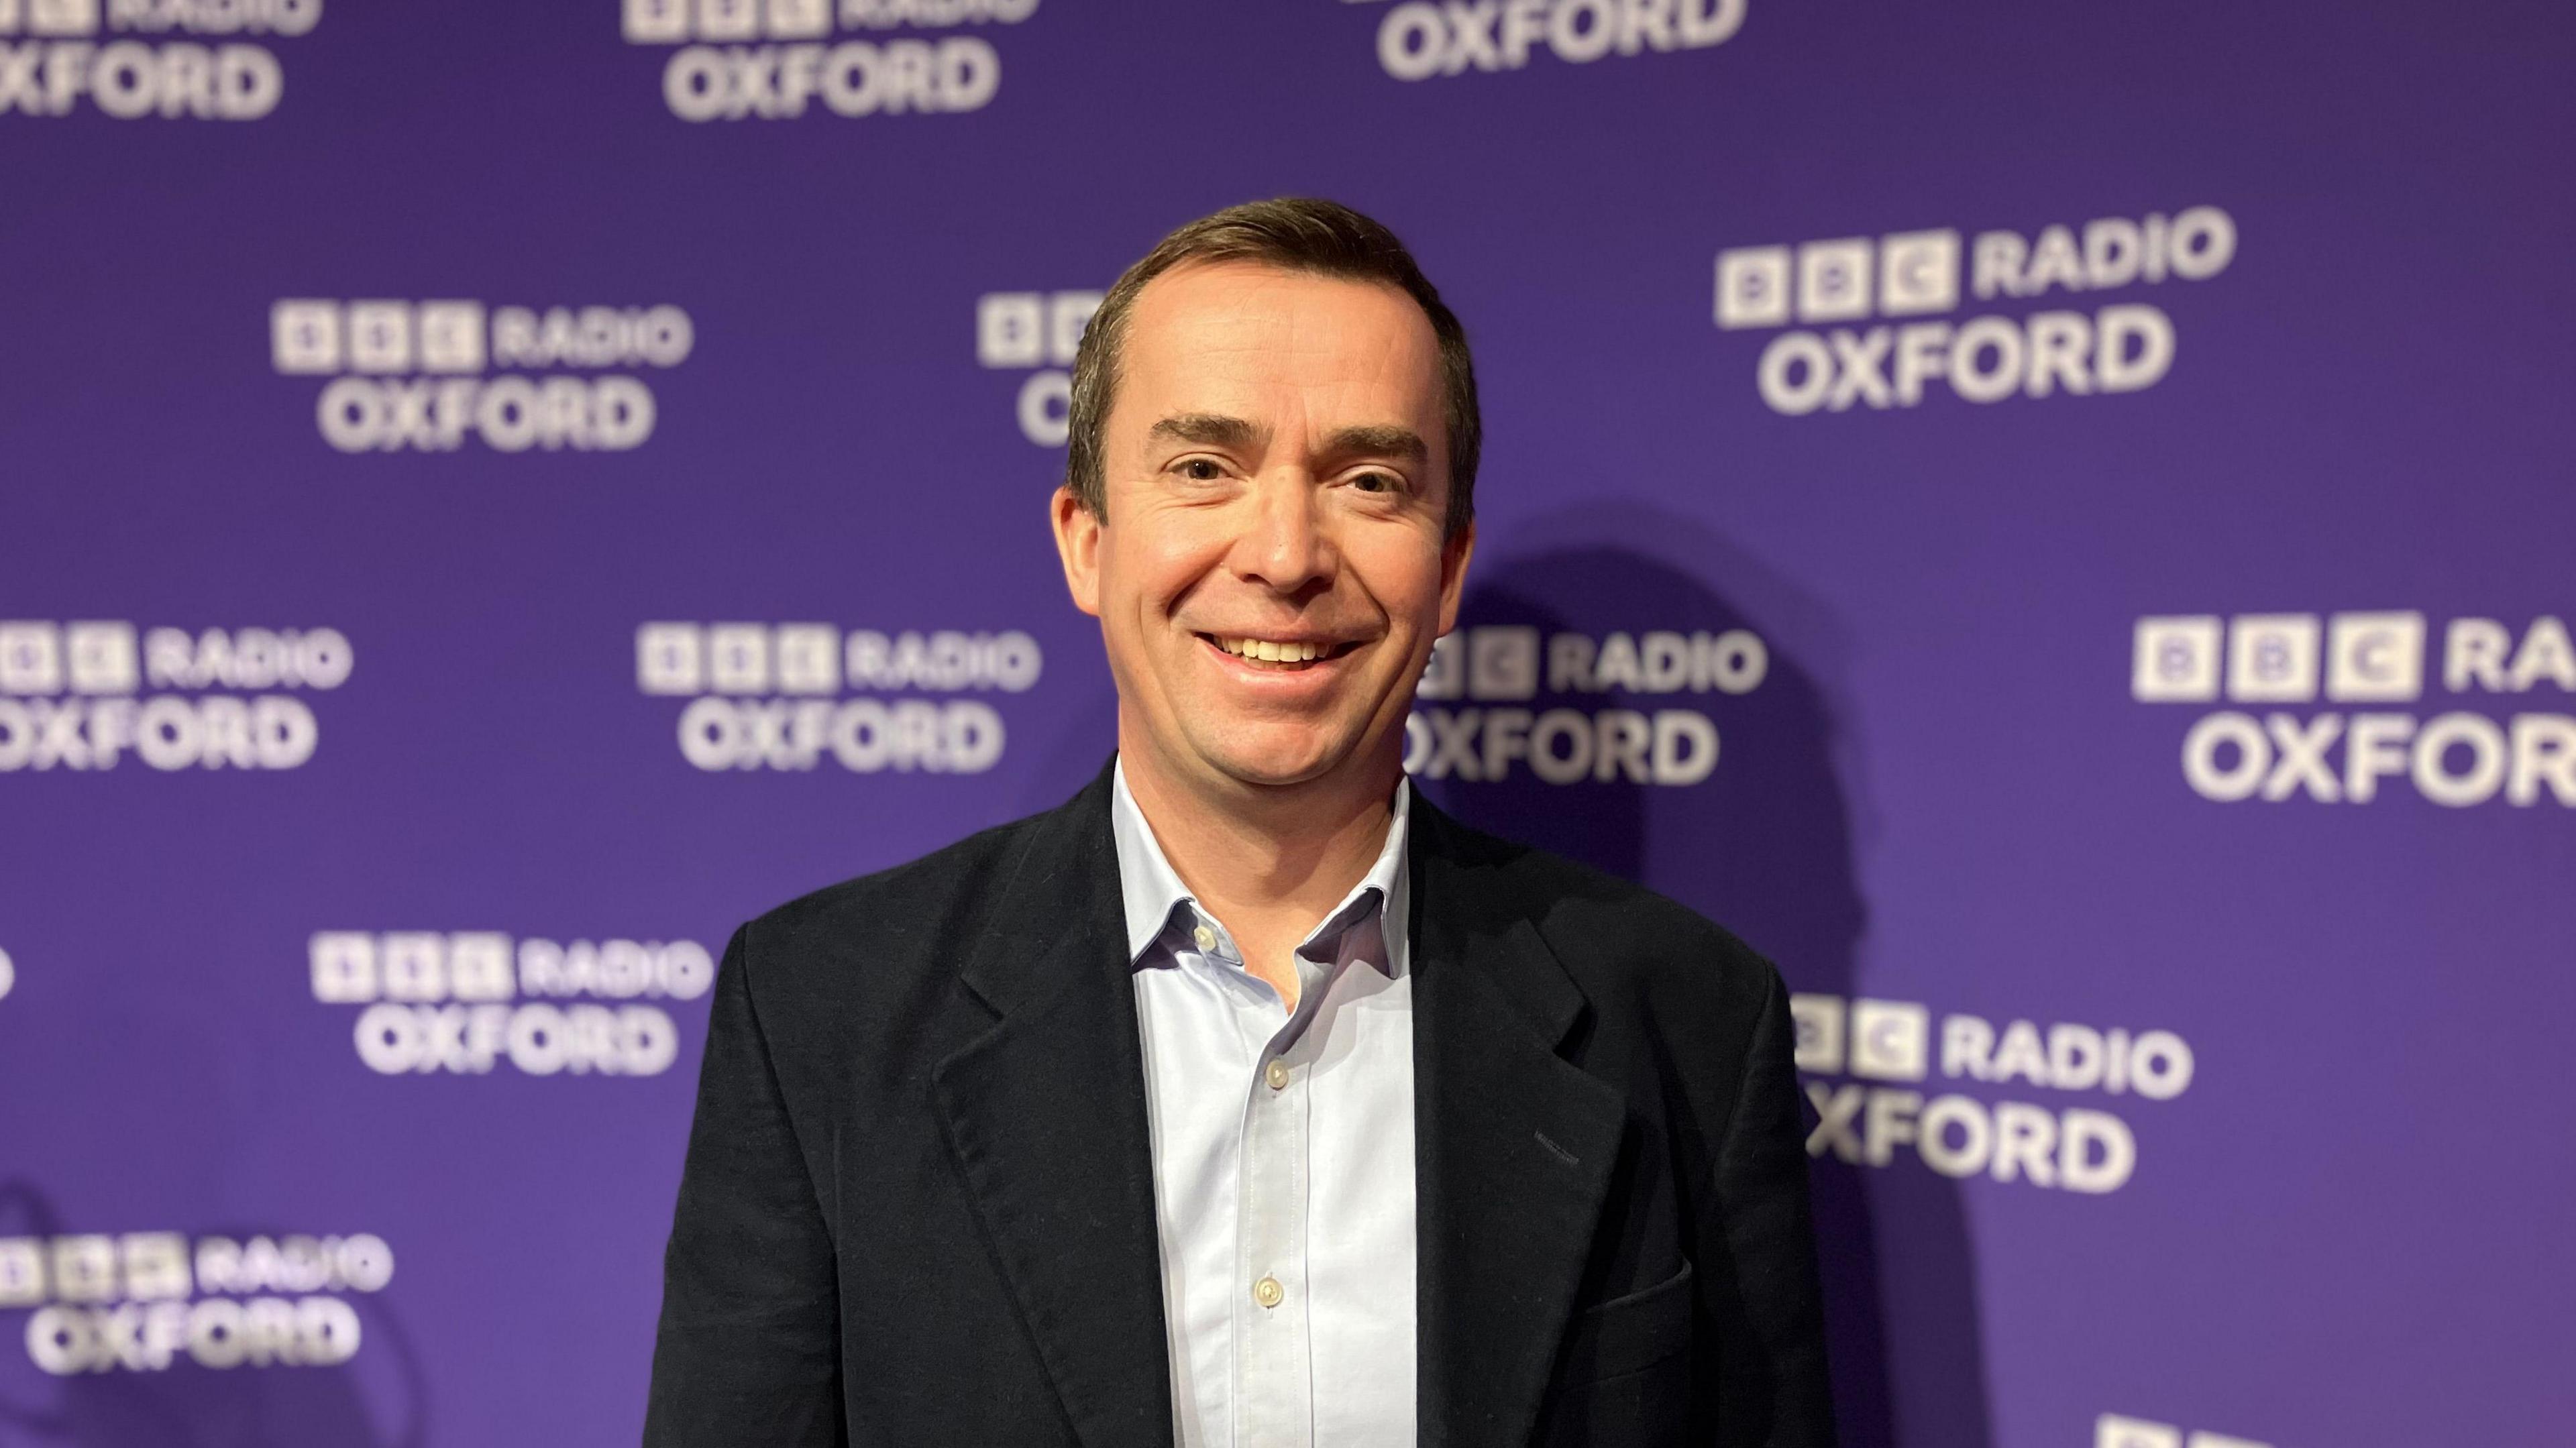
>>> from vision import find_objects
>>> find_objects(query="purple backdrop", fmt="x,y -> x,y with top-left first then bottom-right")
3,2 -> 2570,1445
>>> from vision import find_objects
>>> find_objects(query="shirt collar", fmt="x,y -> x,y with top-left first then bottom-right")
1109,757 -> 1411,978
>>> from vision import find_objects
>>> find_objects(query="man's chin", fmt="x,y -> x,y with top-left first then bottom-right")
1208,752 -> 1340,791
1182,723 -> 1369,792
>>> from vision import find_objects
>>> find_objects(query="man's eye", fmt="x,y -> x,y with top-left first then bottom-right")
1176,459 -> 1225,482
1351,471 -> 1403,494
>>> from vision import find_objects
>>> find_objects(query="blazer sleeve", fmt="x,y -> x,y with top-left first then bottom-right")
1701,961 -> 1837,1447
644,924 -> 847,1447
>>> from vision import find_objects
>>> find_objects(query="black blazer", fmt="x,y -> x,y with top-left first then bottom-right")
645,763 -> 1834,1447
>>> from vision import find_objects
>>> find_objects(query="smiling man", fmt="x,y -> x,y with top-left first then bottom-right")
645,199 -> 1835,1447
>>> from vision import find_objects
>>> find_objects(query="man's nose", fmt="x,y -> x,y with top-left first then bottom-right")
1232,474 -> 1334,594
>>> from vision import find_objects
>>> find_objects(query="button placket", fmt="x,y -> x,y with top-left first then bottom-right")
1236,1001 -> 1312,1445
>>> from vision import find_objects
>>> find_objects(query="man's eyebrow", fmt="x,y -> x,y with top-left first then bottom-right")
1320,424 -> 1428,464
1146,413 -> 1262,449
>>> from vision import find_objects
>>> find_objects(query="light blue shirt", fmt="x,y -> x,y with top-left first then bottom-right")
1112,759 -> 1418,1448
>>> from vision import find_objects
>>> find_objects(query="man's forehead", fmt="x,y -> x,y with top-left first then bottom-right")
1119,261 -> 1442,407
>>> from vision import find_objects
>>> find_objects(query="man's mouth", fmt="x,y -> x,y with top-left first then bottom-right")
1197,634 -> 1360,671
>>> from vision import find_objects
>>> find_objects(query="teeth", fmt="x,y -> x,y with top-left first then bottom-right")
1218,637 -> 1326,663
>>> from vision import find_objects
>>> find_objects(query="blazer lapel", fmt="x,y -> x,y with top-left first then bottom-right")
930,767 -> 1175,1448
1411,797 -> 1629,1448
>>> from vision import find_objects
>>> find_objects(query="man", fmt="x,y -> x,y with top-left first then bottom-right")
645,199 -> 1833,1447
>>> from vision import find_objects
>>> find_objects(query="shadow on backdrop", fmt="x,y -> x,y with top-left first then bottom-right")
1415,504 -> 1993,1448
0,1180 -> 427,1448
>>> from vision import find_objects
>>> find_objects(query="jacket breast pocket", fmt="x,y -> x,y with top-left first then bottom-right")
1560,1257 -> 1696,1382
1538,1259 -> 1699,1447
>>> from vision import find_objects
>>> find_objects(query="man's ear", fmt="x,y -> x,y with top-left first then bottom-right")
1435,518 -> 1476,636
1051,484 -> 1104,618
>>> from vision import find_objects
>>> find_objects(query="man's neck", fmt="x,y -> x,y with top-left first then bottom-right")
1117,726 -> 1402,1005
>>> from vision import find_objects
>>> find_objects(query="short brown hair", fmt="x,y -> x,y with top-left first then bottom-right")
1064,198 -> 1481,538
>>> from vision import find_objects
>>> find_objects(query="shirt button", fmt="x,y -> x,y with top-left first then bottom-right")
1192,924 -> 1217,952
1265,1060 -> 1291,1091
1252,1275 -> 1284,1308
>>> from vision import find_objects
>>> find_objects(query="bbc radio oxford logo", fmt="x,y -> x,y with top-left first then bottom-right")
638,621 -> 1041,773
1790,991 -> 2195,1195
623,0 -> 1027,121
1713,207 -> 2235,415
1401,622 -> 1765,787
2096,1414 -> 2271,1448
0,0 -> 317,121
272,298 -> 692,453
3,1229 -> 392,1376
2133,610 -> 2576,807
1359,0 -> 1746,83
0,620 -> 350,773
313,931 -> 707,1078
977,287 -> 1102,446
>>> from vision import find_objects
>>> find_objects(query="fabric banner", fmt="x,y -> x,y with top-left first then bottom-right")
2,3 -> 2567,1445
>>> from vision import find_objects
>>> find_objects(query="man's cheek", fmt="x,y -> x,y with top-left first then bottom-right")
1357,550 -> 1446,625
1132,543 -> 1225,614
